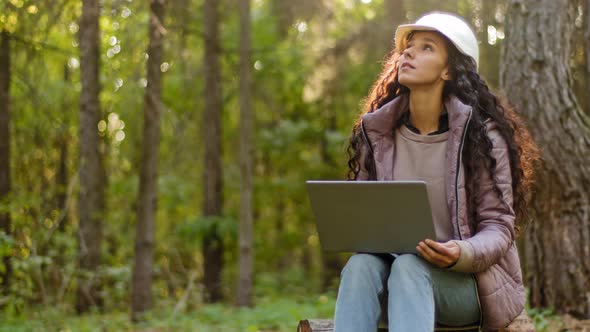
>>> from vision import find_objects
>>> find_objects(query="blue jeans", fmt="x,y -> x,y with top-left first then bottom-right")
334,253 -> 480,332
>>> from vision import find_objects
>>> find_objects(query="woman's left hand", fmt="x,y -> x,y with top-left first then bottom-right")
416,239 -> 461,268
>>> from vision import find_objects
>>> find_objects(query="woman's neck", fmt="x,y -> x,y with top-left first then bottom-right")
408,88 -> 444,135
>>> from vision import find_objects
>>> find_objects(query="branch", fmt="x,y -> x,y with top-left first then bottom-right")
173,270 -> 198,313
10,34 -> 74,56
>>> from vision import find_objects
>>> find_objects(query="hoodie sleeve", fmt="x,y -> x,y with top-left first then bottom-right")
452,126 -> 516,273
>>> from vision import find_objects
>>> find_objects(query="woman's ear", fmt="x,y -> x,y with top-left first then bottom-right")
441,67 -> 451,81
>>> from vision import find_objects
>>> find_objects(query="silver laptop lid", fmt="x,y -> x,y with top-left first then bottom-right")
306,180 -> 436,254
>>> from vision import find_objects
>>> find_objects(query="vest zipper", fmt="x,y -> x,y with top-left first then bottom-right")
458,110 -> 482,330
455,109 -> 472,240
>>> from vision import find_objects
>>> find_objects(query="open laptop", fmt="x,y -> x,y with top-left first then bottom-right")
305,180 -> 436,254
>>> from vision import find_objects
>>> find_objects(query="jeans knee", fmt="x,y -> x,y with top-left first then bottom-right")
388,254 -> 430,287
341,253 -> 388,286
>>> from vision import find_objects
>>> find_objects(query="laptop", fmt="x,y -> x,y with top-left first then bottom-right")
305,180 -> 436,254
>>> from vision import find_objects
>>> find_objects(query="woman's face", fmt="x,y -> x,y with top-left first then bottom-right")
397,31 -> 451,89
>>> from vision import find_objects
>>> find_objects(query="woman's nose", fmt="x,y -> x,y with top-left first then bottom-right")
402,46 -> 414,59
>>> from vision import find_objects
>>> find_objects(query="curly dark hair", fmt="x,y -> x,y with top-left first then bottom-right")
346,31 -> 540,232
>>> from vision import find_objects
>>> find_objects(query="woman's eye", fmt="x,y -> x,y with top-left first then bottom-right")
424,44 -> 433,51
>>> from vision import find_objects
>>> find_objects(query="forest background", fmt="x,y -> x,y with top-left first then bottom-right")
0,0 -> 589,331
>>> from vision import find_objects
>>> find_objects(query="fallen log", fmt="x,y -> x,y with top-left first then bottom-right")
297,309 -> 535,332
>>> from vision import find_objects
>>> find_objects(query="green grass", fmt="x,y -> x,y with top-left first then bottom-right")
1,291 -> 569,331
0,293 -> 336,332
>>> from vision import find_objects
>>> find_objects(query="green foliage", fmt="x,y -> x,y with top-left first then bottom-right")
0,231 -> 14,260
2,0 -> 525,327
176,215 -> 238,243
527,307 -> 560,332
525,288 -> 561,332
0,288 -> 337,332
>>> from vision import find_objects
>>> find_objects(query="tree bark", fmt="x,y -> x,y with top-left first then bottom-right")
77,0 -> 105,313
236,0 -> 254,307
0,30 -> 12,295
501,0 -> 590,318
478,0 -> 502,88
56,62 -> 70,233
585,0 -> 590,112
381,0 -> 405,51
202,0 -> 224,303
131,0 -> 165,321
572,0 -> 589,114
271,0 -> 294,39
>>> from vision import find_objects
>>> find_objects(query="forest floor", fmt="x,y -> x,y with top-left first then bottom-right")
1,295 -> 589,331
0,293 -> 336,332
544,314 -> 590,332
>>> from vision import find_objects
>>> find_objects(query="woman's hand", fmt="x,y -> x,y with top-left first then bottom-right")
416,239 -> 461,268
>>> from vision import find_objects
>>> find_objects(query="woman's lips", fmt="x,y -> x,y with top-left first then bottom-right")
401,62 -> 415,69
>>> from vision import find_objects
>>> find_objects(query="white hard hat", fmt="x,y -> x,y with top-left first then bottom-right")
394,12 -> 479,71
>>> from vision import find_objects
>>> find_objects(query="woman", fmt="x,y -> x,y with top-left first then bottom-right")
334,12 -> 538,332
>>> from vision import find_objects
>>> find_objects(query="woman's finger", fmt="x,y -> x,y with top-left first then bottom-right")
424,239 -> 460,264
416,245 -> 437,264
417,241 -> 450,267
424,239 -> 453,256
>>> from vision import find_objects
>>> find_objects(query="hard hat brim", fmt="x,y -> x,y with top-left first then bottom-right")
394,24 -> 438,51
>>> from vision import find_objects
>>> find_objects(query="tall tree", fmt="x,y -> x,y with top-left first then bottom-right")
585,0 -> 590,112
236,0 -> 254,307
571,0 -> 589,114
501,0 -> 590,318
271,0 -> 294,38
477,0 -> 502,88
56,63 -> 71,233
202,0 -> 224,303
131,0 -> 165,321
0,30 -> 12,295
77,0 -> 105,313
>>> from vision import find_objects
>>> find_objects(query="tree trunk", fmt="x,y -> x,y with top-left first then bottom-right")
383,0 -> 404,22
202,0 -> 224,303
478,0 -> 502,88
47,62 -> 72,297
0,30 -> 12,295
271,0 -> 294,39
131,0 -> 165,321
77,0 -> 105,313
585,0 -> 590,112
382,0 -> 405,51
501,0 -> 590,318
56,62 -> 70,233
56,134 -> 69,233
236,0 -> 254,308
572,0 -> 589,114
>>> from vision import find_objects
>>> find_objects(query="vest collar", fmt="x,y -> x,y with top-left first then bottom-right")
361,93 -> 472,137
